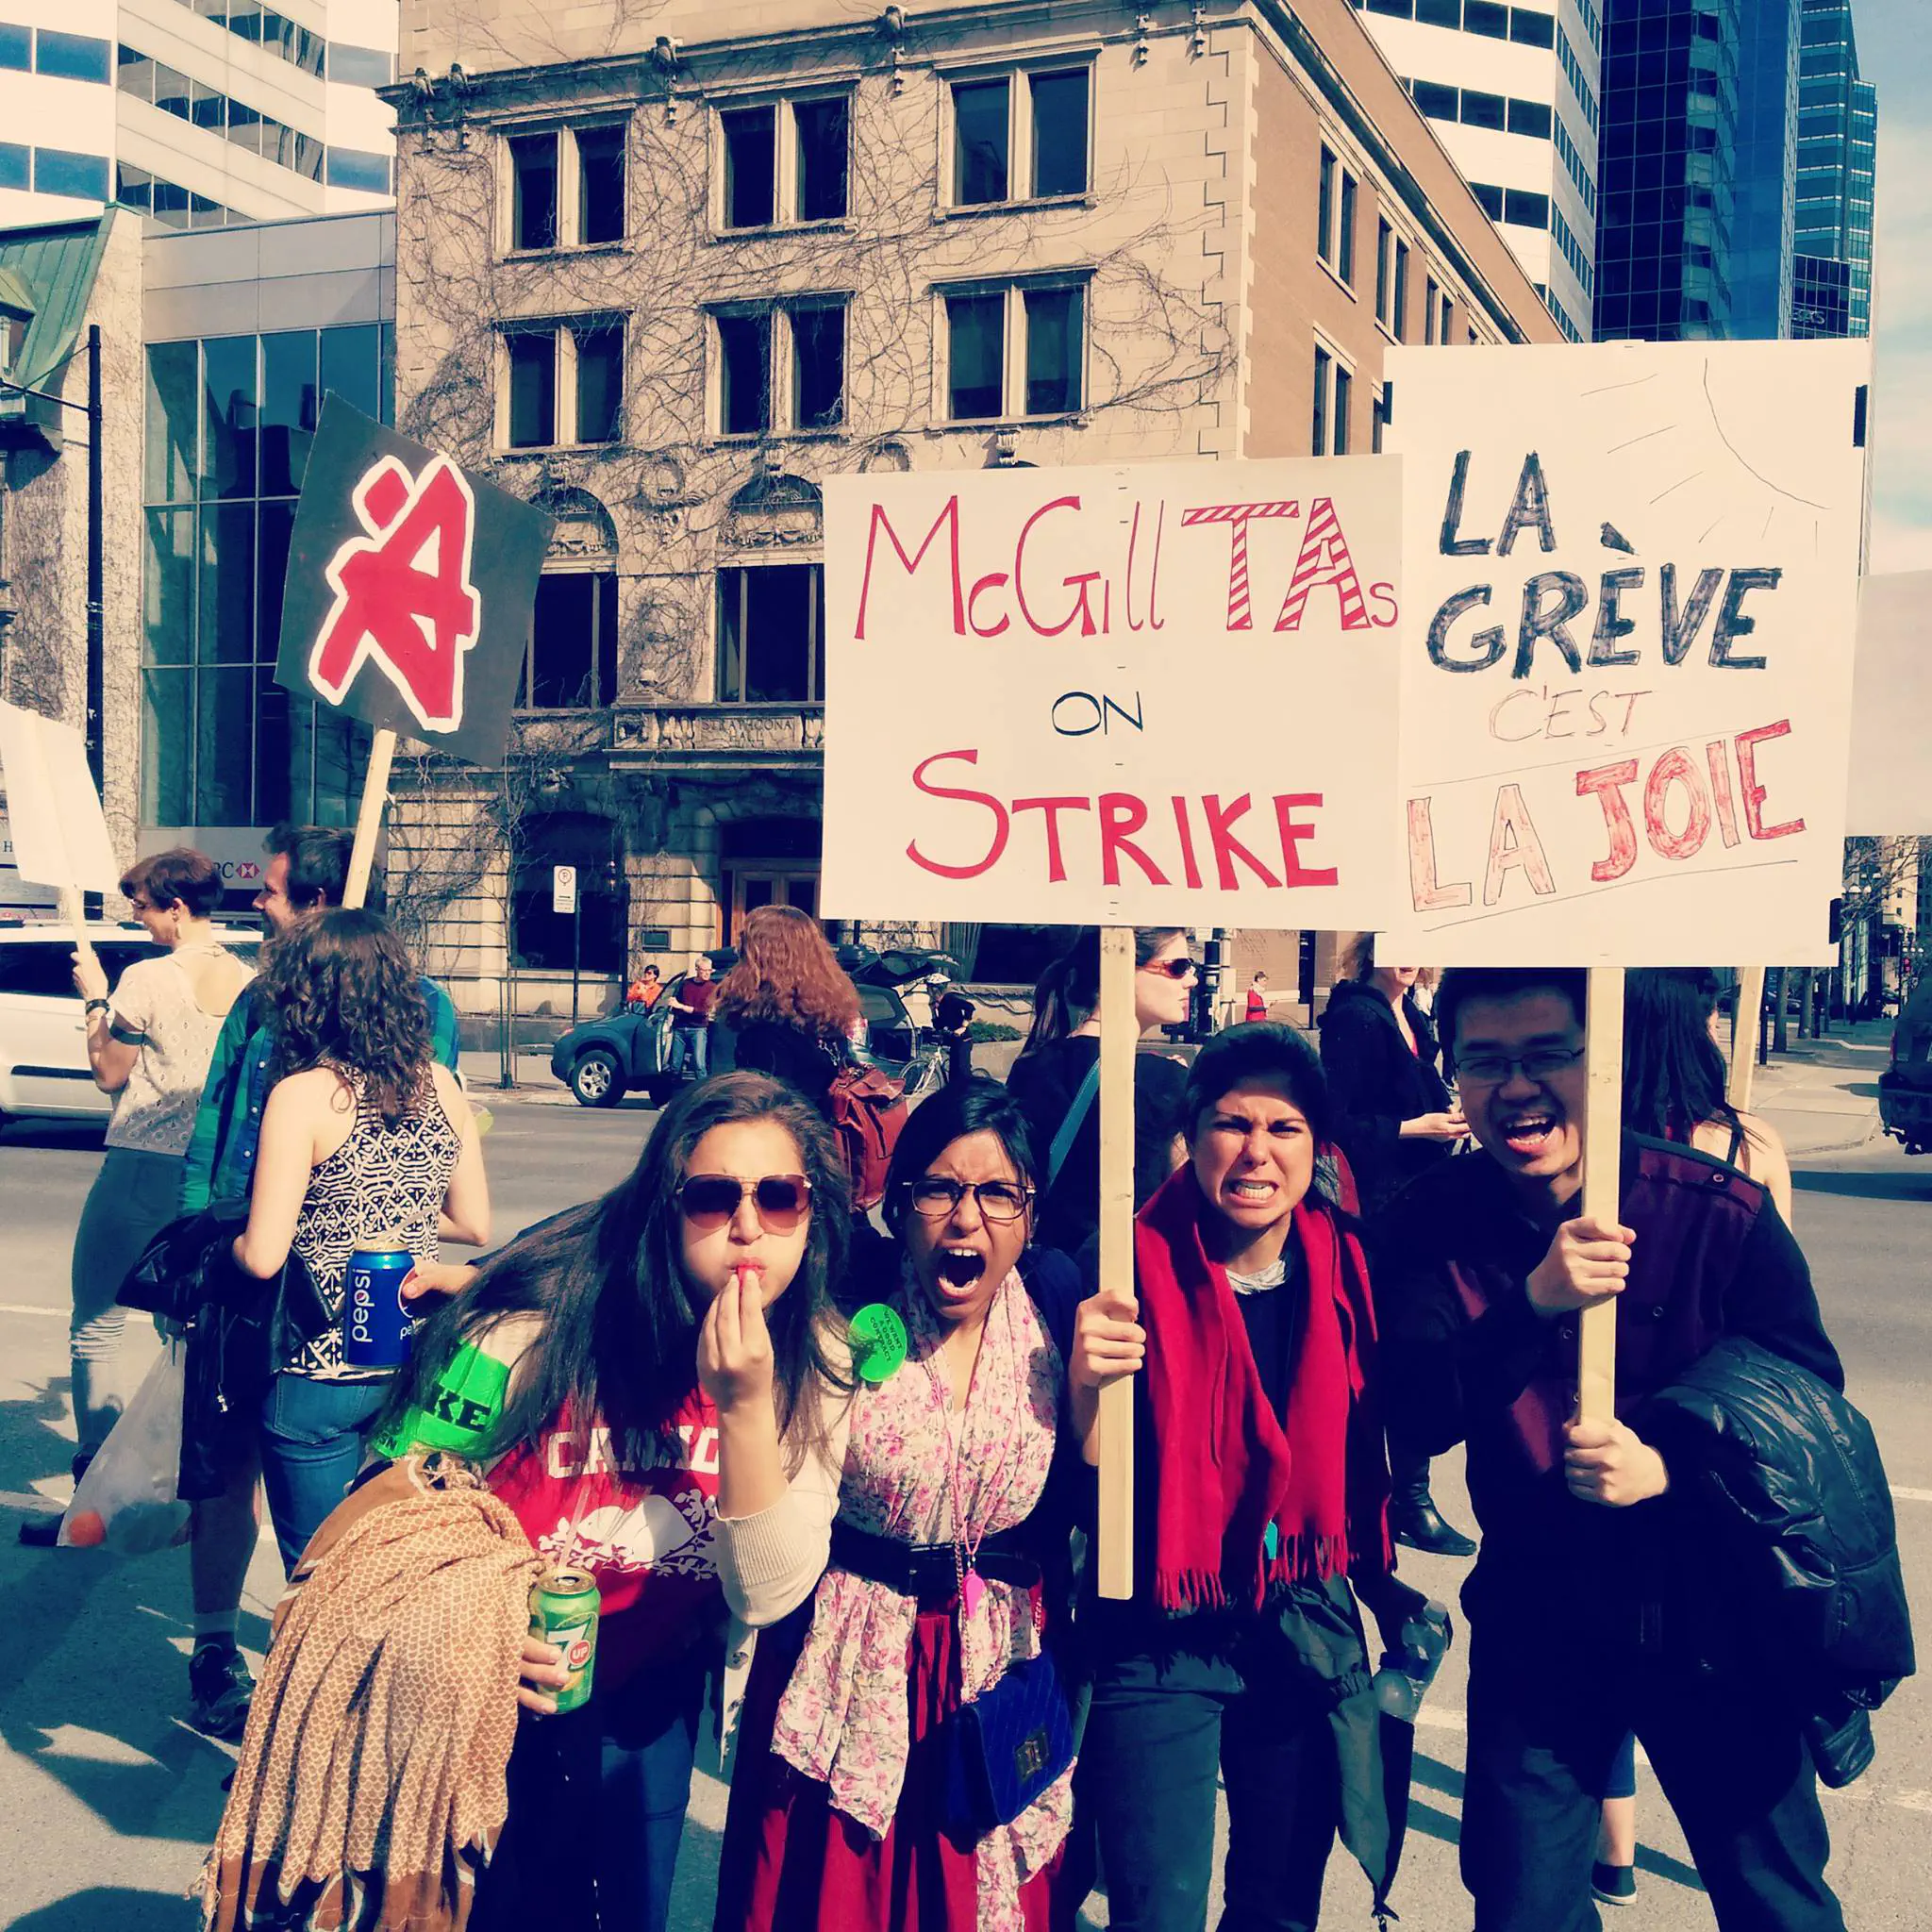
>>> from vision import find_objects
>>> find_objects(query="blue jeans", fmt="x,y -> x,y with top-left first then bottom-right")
258,1372 -> 390,1575
669,1024 -> 708,1081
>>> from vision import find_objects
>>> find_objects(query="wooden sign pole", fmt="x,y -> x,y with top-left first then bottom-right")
1094,926 -> 1138,1600
342,727 -> 396,912
1728,965 -> 1765,1112
1576,963 -> 1624,1424
59,885 -> 102,981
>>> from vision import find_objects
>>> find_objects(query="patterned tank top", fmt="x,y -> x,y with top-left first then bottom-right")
286,1078 -> 464,1380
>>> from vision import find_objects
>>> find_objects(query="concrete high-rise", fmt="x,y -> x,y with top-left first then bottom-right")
0,1 -> 399,230
1792,0 -> 1875,340
1352,0 -> 1602,343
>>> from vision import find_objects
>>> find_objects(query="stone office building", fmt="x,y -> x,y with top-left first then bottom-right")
381,0 -> 1564,1007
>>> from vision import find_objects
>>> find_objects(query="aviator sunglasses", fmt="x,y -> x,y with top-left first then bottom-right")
677,1174 -> 813,1232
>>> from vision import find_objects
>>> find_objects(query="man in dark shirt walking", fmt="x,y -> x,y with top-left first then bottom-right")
1374,966 -> 1847,1932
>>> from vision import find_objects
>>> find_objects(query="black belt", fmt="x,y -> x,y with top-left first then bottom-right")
830,1521 -> 1040,1606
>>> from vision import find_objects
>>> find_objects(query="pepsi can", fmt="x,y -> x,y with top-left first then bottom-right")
343,1240 -> 418,1368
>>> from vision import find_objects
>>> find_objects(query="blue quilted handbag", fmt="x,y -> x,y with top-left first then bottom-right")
941,1649 -> 1075,1838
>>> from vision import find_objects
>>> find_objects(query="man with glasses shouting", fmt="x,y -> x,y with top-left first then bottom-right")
1371,966 -> 1850,1932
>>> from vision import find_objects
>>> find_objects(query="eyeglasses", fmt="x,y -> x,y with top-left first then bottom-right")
903,1177 -> 1034,1223
677,1174 -> 812,1232
1141,958 -> 1200,981
128,899 -> 156,914
1453,1046 -> 1586,1086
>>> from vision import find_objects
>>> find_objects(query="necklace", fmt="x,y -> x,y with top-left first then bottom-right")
917,1274 -> 1022,1699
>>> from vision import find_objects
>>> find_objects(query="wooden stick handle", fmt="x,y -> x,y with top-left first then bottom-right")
343,728 -> 396,911
1577,964 -> 1624,1425
1727,966 -> 1765,1112
60,884 -> 100,978
1095,926 -> 1138,1601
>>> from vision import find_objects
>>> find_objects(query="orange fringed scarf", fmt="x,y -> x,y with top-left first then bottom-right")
203,1456 -> 543,1932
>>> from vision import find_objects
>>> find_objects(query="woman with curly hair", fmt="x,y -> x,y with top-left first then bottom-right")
712,904 -> 866,1116
231,907 -> 489,1573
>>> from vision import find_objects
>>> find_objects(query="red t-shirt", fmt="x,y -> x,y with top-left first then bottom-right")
489,1388 -> 724,1690
675,979 -> 719,1026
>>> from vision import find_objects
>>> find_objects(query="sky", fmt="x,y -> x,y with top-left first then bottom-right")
1861,0 -> 1932,573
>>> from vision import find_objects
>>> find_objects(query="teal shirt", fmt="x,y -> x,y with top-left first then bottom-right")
176,975 -> 462,1214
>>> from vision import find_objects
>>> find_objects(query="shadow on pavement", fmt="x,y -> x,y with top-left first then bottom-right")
5,1886 -> 199,1929
0,1120 -> 108,1152
1795,1169 -> 1932,1204
0,1385 -> 268,1853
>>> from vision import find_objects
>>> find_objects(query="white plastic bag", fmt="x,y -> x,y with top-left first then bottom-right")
58,1340 -> 191,1555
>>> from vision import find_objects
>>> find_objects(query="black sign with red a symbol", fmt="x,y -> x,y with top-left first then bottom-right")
275,398 -> 555,764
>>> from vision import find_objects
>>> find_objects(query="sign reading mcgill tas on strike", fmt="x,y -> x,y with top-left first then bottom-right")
1382,338 -> 1869,968
276,397 -> 554,765
820,460 -> 1407,930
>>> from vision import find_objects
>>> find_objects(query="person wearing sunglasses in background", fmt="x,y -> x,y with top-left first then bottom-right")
379,1073 -> 856,1932
1008,926 -> 1196,1257
716,1080 -> 1094,1932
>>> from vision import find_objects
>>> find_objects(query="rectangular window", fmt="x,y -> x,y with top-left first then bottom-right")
1507,97 -> 1553,139
154,62 -> 190,117
510,132 -> 558,250
115,159 -> 152,209
1415,0 -> 1461,23
790,303 -> 845,429
947,291 -> 1006,419
1424,275 -> 1439,343
1472,181 -> 1505,220
794,97 -> 849,221
1411,79 -> 1457,122
522,571 -> 619,708
327,42 -> 392,87
718,311 -> 772,435
0,24 -> 28,69
953,78 -> 1010,205
1312,345 -> 1330,458
201,340 -> 255,500
1461,89 -> 1507,131
1465,0 -> 1509,37
575,324 -> 624,444
716,564 -> 824,704
36,30 -> 111,83
33,147 -> 108,199
1510,8 -> 1555,49
1392,240 -> 1410,341
577,125 -> 625,242
1317,148 -> 1336,264
1332,365 -> 1352,456
723,106 -> 777,228
325,148 -> 391,193
508,330 -> 558,447
1024,286 -> 1082,415
1337,172 -> 1357,285
1503,188 -> 1549,229
1441,292 -> 1454,343
1372,386 -> 1391,454
1030,70 -> 1089,196
1374,219 -> 1391,325
116,44 -> 150,97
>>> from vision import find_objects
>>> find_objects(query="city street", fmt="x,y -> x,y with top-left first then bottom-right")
0,1037 -> 1927,1930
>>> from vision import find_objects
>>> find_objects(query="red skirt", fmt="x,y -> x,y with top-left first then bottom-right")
714,1601 -> 1059,1932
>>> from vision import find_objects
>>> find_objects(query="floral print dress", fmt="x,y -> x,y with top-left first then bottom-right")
716,1264 -> 1072,1932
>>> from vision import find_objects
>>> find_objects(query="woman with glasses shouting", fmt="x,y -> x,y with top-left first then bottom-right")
715,1078 -> 1095,1932
379,1072 -> 856,1932
1008,925 -> 1197,1256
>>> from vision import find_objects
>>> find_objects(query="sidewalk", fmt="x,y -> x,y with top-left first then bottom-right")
1742,1017 -> 1890,1158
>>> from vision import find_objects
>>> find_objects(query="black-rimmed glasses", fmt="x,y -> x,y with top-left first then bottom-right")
903,1177 -> 1034,1223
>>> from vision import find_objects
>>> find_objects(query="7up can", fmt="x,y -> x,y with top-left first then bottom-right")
529,1569 -> 600,1716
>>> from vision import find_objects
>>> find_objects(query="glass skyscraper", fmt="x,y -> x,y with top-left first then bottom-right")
1593,0 -> 1873,342
1792,0 -> 1875,339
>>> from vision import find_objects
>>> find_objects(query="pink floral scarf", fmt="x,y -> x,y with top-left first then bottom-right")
770,1265 -> 1070,1928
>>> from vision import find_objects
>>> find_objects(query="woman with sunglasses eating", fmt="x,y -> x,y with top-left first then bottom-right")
714,1078 -> 1093,1932
1008,925 -> 1195,1257
380,1072 -> 854,1932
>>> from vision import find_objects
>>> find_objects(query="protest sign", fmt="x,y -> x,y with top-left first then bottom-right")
824,458 -> 1406,1596
1845,571 -> 1932,837
275,396 -> 553,902
0,701 -> 119,962
1383,339 -> 1869,967
821,459 -> 1406,931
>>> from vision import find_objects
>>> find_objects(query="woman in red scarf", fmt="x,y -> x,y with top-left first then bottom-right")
1068,1024 -> 1416,1932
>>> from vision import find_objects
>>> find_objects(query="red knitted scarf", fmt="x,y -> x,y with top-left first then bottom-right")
1136,1164 -> 1391,1611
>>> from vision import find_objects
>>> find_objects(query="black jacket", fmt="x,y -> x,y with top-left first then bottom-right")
1373,1137 -> 1842,1662
1317,981 -> 1455,1213
1647,1336 -> 1913,1783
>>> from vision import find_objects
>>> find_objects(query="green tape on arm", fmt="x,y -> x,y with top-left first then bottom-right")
374,1343 -> 512,1461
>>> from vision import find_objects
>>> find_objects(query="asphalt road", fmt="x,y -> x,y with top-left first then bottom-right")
0,1065 -> 1925,1931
